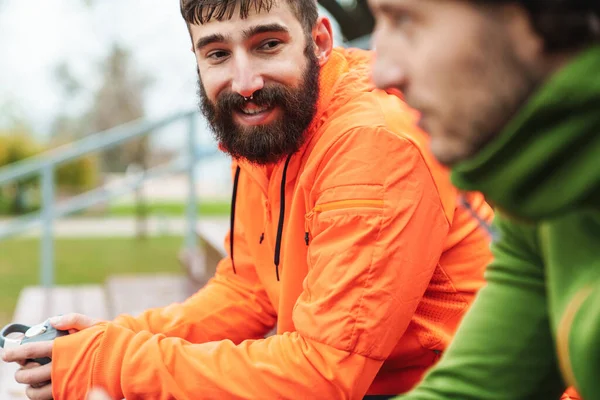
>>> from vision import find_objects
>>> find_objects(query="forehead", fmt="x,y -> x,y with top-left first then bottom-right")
189,0 -> 300,39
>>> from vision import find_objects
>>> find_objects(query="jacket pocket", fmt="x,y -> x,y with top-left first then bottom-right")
304,199 -> 384,245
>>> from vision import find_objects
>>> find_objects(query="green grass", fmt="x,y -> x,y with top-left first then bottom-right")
0,236 -> 186,327
107,200 -> 231,217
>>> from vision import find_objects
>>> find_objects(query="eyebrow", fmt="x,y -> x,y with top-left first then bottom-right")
195,33 -> 228,52
242,23 -> 290,41
195,23 -> 290,52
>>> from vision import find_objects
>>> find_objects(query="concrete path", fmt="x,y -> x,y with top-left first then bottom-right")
0,216 -> 229,239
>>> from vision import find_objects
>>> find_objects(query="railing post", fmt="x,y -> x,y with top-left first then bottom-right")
186,114 -> 199,251
40,163 -> 55,287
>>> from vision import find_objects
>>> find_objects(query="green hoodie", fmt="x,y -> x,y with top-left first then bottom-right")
395,45 -> 600,399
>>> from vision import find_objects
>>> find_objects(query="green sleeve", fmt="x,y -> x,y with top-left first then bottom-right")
567,280 -> 600,399
395,213 -> 565,399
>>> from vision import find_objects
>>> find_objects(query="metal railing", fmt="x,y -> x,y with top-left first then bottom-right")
0,109 -> 218,287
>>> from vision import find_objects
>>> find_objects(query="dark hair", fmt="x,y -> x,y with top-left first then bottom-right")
478,0 -> 600,51
180,0 -> 319,34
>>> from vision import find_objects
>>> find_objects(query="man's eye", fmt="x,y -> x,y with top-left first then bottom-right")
259,40 -> 282,51
390,13 -> 412,28
207,51 -> 229,60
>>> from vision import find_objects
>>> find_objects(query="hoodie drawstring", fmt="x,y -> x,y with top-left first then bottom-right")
229,166 -> 241,274
459,195 -> 498,241
228,154 -> 293,281
274,154 -> 293,281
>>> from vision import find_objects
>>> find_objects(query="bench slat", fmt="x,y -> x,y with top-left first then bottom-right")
106,274 -> 190,319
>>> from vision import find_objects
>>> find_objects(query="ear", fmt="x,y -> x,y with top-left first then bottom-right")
502,4 -> 544,61
312,16 -> 334,66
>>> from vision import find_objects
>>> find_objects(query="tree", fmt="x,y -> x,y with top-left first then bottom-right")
0,128 -> 41,214
86,44 -> 152,173
85,43 -> 153,237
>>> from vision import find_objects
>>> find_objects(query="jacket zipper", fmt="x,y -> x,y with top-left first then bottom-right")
556,285 -> 594,388
304,199 -> 385,245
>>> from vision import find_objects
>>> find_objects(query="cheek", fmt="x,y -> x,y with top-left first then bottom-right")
265,57 -> 306,87
199,68 -> 228,101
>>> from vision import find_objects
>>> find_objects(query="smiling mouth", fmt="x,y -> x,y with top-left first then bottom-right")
240,103 -> 272,115
234,102 -> 279,126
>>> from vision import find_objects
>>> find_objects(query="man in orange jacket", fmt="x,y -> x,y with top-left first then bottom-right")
3,1 -> 493,399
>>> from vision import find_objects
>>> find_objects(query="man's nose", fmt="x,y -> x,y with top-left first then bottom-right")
370,30 -> 408,92
231,55 -> 264,98
371,52 -> 408,93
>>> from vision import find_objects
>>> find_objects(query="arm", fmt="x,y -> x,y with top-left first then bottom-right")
51,127 -> 450,399
396,213 -> 566,400
112,165 -> 277,344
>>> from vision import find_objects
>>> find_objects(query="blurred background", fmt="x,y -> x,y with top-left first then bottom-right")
0,0 -> 375,329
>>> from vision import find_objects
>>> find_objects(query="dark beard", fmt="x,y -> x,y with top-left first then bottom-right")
197,50 -> 320,165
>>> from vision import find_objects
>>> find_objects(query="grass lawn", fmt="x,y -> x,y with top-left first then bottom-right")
0,236 -> 186,327
107,200 -> 230,217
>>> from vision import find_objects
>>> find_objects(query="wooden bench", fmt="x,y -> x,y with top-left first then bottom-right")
179,220 -> 229,289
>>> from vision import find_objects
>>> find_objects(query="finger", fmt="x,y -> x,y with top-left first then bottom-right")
15,362 -> 52,386
49,313 -> 99,331
25,382 -> 53,400
87,388 -> 114,400
3,341 -> 53,363
1,349 -> 28,366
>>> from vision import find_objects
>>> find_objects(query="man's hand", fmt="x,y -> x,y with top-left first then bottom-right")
49,313 -> 102,334
2,341 -> 53,400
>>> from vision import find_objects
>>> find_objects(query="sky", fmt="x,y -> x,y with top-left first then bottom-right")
0,0 -> 199,140
0,0 -> 344,145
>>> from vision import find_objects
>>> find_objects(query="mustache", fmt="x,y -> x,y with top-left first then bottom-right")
214,84 -> 294,113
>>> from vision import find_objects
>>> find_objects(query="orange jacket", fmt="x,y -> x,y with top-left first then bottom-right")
51,48 -> 493,399
562,388 -> 581,400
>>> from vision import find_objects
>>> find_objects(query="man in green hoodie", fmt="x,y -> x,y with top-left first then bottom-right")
368,0 -> 600,399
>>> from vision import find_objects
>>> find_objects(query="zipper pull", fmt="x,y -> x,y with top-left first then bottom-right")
259,233 -> 265,244
304,210 -> 314,246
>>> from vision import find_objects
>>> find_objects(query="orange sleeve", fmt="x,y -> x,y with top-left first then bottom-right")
561,388 -> 582,400
112,171 -> 277,344
51,127 -> 451,399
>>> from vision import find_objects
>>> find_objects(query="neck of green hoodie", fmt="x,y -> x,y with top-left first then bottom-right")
451,45 -> 600,221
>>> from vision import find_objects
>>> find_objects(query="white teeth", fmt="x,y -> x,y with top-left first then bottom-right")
242,106 -> 269,115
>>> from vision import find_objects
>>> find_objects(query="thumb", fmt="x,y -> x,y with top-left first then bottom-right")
49,313 -> 99,331
87,388 -> 114,400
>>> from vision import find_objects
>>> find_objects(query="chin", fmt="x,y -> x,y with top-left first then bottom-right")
430,138 -> 467,168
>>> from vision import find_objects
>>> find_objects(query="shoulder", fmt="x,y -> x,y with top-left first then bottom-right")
304,90 -> 455,206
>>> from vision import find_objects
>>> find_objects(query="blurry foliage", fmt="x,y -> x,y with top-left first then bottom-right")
0,128 -> 100,215
50,140 -> 100,193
